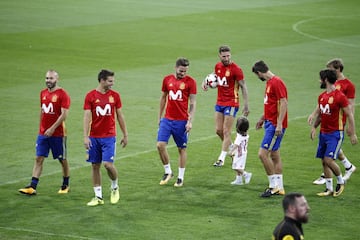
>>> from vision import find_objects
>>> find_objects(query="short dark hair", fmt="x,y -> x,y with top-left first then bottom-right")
282,192 -> 304,212
176,57 -> 189,67
319,69 -> 337,84
326,58 -> 344,72
236,116 -> 249,134
98,69 -> 114,82
219,45 -> 231,53
252,60 -> 269,74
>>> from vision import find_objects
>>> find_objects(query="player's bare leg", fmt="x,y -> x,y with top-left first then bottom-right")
214,113 -> 234,166
222,115 -> 235,151
91,163 -> 102,188
104,162 -> 118,182
87,163 -> 104,206
32,156 -> 45,178
157,141 -> 173,185
157,141 -> 170,165
175,148 -> 187,187
215,112 -> 224,141
259,148 -> 274,176
104,162 -> 120,204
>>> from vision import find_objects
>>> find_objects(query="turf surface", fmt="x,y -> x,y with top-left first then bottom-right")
0,0 -> 359,239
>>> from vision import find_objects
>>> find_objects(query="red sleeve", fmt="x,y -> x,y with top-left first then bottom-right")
190,77 -> 197,94
339,91 -> 349,108
162,75 -> 170,92
233,64 -> 244,81
346,81 -> 356,99
61,90 -> 71,109
83,91 -> 92,110
115,92 -> 122,109
275,79 -> 287,99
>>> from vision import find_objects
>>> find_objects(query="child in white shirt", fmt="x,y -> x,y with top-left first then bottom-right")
229,116 -> 252,185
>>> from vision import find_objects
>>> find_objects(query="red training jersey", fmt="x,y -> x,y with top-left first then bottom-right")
162,74 -> 197,121
264,76 -> 288,128
214,61 -> 244,107
39,88 -> 71,137
83,89 -> 122,138
335,78 -> 356,99
318,89 -> 349,133
335,78 -> 355,124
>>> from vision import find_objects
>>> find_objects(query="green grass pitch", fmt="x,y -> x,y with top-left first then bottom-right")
0,0 -> 359,239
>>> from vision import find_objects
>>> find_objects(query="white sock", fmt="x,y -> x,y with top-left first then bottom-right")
236,175 -> 243,182
111,179 -> 118,190
164,164 -> 172,174
268,175 -> 276,188
325,178 -> 333,192
218,151 -> 227,162
178,168 -> 185,180
341,157 -> 352,169
274,174 -> 284,189
94,186 -> 102,199
336,175 -> 345,184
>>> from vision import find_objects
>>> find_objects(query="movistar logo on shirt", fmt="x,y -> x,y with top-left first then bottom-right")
169,90 -> 183,101
96,104 -> 111,116
217,76 -> 228,86
319,104 -> 331,115
42,103 -> 54,114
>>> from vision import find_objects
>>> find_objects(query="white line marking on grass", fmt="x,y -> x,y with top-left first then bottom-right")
0,226 -> 100,240
292,16 -> 360,48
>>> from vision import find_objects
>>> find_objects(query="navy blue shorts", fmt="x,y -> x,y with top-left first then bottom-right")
316,131 -> 343,159
215,105 -> 239,117
36,135 -> 66,160
260,120 -> 286,151
87,137 -> 116,163
157,118 -> 188,148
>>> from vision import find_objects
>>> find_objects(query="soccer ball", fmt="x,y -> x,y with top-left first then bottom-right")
204,73 -> 218,88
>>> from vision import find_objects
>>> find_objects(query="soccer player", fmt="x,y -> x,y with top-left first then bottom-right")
310,69 -> 357,197
252,60 -> 288,198
272,193 -> 310,240
309,58 -> 357,185
19,70 -> 71,195
202,45 -> 249,167
228,116 -> 252,185
83,69 -> 128,206
157,57 -> 197,187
